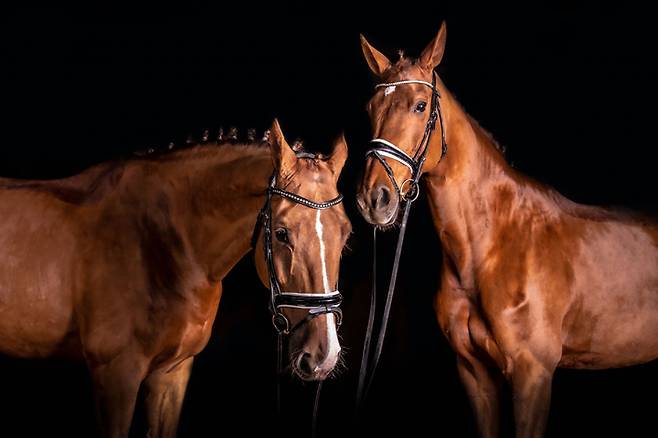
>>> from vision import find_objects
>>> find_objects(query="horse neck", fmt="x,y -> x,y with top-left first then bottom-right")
148,145 -> 273,281
424,84 -> 529,287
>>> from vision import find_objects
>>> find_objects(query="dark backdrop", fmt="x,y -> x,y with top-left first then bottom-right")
1,2 -> 657,437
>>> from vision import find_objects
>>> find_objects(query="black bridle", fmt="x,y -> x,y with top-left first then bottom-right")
356,72 -> 448,409
251,171 -> 344,431
365,73 -> 447,201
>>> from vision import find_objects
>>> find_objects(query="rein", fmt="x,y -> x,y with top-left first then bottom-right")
251,171 -> 344,433
356,72 -> 447,410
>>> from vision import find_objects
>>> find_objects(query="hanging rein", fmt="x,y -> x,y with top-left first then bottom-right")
356,72 -> 447,409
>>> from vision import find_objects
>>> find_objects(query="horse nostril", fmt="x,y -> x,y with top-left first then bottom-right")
298,352 -> 313,376
371,186 -> 391,210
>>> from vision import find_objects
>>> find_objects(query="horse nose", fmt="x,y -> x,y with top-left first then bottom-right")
371,185 -> 392,211
298,352 -> 314,377
358,184 -> 397,225
295,350 -> 336,381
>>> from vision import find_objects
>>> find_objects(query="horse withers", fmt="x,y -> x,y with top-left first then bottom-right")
356,22 -> 658,438
0,119 -> 351,437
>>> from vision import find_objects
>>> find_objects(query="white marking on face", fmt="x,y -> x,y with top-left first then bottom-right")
384,85 -> 396,96
315,210 -> 331,293
324,313 -> 341,369
315,210 -> 341,373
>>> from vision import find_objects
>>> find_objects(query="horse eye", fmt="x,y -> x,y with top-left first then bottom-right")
414,101 -> 427,112
275,228 -> 289,244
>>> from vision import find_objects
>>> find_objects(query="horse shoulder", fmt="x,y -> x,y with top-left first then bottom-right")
475,207 -> 578,366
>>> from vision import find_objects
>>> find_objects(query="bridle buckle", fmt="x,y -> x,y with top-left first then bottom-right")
272,313 -> 290,335
400,178 -> 420,202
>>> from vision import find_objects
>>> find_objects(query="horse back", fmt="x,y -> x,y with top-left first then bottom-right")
560,213 -> 658,368
0,163 -> 126,357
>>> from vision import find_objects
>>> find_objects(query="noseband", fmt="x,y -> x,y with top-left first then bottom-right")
357,72 -> 448,410
365,73 -> 447,200
252,173 -> 344,336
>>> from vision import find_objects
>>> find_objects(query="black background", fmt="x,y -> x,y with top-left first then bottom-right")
2,2 -> 658,437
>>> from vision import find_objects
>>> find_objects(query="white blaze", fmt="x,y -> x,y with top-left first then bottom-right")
325,313 -> 341,365
314,209 -> 341,370
315,209 -> 331,293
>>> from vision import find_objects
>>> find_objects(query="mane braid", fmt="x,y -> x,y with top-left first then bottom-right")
133,126 -> 271,159
139,141 -> 269,163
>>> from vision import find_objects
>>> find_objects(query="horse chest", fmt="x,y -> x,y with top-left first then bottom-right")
173,313 -> 215,354
151,283 -> 222,362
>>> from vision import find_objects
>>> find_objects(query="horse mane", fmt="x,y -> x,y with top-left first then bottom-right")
140,141 -> 268,164
0,128 -> 273,205
133,126 -> 271,159
465,113 -> 507,157
387,58 -> 656,228
0,125 -> 322,206
449,94 -> 656,225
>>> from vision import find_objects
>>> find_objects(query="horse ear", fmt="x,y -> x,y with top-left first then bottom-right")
419,21 -> 447,69
327,132 -> 348,179
268,119 -> 297,176
360,34 -> 391,77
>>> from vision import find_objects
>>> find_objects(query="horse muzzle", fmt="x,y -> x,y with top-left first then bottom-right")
356,183 -> 399,226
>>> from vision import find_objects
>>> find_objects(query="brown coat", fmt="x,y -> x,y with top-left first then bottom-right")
0,120 -> 350,437
357,23 -> 658,438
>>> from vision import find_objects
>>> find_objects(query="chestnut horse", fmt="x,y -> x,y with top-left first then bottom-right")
356,23 -> 658,438
0,119 -> 351,437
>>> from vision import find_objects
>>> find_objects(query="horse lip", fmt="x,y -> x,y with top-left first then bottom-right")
357,200 -> 398,227
373,205 -> 400,227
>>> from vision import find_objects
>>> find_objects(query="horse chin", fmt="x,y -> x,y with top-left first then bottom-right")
373,205 -> 403,231
291,354 -> 327,382
377,213 -> 403,231
290,349 -> 340,382
295,369 -> 328,382
356,191 -> 400,227
358,204 -> 400,228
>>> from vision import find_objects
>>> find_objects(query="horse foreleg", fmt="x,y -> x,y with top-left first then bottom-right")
457,354 -> 502,438
507,349 -> 556,438
449,313 -> 503,438
89,352 -> 149,438
437,278 -> 505,438
143,356 -> 194,438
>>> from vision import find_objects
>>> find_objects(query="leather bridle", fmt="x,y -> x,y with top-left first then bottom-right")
252,173 -> 344,336
365,73 -> 447,201
251,170 -> 344,429
356,71 -> 448,409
